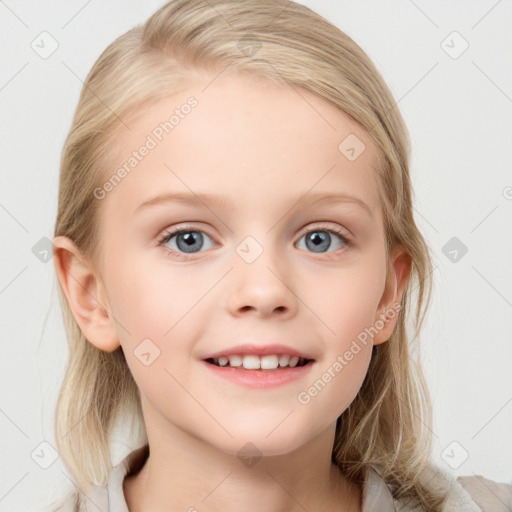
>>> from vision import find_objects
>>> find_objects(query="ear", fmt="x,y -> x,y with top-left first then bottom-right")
52,235 -> 120,352
372,246 -> 411,345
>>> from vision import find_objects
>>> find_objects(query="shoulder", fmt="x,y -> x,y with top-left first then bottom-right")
41,485 -> 108,512
40,490 -> 80,512
392,463 -> 512,512
41,445 -> 149,512
457,474 -> 512,512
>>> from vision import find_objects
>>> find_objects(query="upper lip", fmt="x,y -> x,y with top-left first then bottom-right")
201,343 -> 315,361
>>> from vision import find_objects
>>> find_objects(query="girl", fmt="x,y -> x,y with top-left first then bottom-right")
48,1 -> 511,510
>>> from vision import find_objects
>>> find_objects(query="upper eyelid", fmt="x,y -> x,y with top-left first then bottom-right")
303,224 -> 348,235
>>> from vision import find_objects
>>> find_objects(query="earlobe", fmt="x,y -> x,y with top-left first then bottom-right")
52,235 -> 120,352
372,247 -> 412,345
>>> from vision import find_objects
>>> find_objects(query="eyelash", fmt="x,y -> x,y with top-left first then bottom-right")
157,224 -> 352,260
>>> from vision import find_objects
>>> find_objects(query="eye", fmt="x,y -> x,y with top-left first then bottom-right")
157,224 -> 352,260
157,226 -> 215,259
295,225 -> 351,254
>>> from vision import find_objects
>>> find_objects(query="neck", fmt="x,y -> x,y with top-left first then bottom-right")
124,407 -> 361,512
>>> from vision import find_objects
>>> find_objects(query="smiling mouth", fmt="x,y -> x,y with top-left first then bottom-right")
204,355 -> 313,370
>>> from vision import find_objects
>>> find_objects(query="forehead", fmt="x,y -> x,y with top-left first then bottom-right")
101,72 -> 382,217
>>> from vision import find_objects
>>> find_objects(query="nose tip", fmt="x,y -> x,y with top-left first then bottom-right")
227,262 -> 296,319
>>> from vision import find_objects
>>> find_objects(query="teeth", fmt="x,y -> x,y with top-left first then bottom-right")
242,355 -> 261,370
228,355 -> 243,367
260,355 -> 279,369
279,355 -> 290,367
208,354 -> 310,369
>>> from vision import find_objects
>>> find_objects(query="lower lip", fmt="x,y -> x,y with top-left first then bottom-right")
201,360 -> 314,388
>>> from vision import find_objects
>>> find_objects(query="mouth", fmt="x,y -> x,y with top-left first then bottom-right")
203,354 -> 314,370
200,345 -> 316,387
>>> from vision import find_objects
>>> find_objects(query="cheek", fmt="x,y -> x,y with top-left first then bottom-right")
297,337 -> 373,426
103,253 -> 215,385
308,261 -> 386,344
105,251 -> 203,339
104,257 -> 205,410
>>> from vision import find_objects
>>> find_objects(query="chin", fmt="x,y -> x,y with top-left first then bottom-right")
214,427 -> 312,459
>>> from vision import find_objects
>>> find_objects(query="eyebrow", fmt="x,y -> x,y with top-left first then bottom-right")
134,191 -> 373,217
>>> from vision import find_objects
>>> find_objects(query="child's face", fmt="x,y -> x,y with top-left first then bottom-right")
88,72 -> 406,455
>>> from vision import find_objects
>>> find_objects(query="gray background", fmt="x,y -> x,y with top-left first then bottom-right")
1,0 -> 511,509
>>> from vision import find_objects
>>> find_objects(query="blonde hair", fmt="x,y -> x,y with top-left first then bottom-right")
53,0 -> 448,509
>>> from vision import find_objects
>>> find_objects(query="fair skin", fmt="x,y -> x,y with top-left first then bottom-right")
53,72 -> 410,512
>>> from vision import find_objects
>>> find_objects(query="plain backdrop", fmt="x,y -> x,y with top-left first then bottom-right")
1,0 -> 511,510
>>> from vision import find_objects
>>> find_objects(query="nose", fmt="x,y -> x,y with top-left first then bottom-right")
226,244 -> 297,319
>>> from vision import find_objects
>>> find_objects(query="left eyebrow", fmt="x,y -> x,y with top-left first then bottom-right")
134,191 -> 373,218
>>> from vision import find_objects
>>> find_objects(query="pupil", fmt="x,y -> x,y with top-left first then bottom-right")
306,231 -> 330,252
178,232 -> 202,253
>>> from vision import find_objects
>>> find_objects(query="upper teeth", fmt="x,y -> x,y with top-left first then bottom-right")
211,354 -> 306,369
